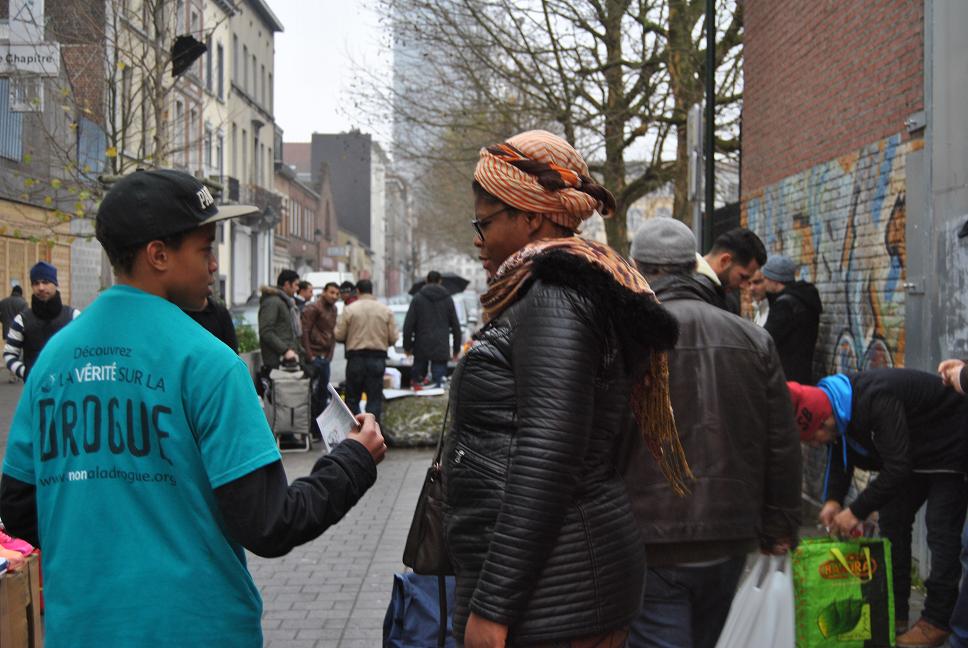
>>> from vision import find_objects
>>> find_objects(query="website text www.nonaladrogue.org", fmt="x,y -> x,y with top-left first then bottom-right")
38,467 -> 176,487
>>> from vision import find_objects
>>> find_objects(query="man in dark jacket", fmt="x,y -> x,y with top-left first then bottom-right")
293,280 -> 312,313
624,218 -> 802,648
403,271 -> 461,388
3,262 -> 80,381
339,280 -> 358,306
762,254 -> 822,384
694,227 -> 768,314
791,369 -> 968,647
302,281 -> 340,417
0,285 -> 26,338
258,269 -> 302,370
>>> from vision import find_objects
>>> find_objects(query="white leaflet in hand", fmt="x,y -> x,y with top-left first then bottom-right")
316,384 -> 360,454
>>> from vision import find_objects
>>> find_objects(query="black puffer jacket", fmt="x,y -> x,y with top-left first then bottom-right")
764,281 -> 822,384
621,274 -> 802,565
403,283 -> 462,361
443,251 -> 678,644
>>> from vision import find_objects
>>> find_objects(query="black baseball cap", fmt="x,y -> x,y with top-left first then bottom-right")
96,168 -> 258,250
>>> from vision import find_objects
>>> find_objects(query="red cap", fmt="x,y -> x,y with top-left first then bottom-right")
787,381 -> 833,441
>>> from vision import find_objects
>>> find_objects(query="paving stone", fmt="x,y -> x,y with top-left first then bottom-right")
248,447 -> 432,646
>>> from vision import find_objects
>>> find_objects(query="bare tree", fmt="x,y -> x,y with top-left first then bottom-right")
379,0 -> 742,250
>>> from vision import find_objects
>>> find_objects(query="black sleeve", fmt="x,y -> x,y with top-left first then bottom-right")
960,365 -> 968,395
764,294 -> 796,345
825,438 -> 854,506
219,306 -> 239,354
215,439 -> 377,557
402,303 -> 416,354
0,474 -> 39,546
847,394 -> 912,520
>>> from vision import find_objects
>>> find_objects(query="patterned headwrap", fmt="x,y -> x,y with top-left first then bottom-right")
474,130 -> 610,231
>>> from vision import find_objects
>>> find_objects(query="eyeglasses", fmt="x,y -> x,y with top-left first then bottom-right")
471,206 -> 510,242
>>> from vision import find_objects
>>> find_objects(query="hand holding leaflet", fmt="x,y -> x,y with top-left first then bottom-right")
316,384 -> 361,454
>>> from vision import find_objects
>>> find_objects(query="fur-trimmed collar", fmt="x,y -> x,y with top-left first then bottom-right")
530,249 -> 679,352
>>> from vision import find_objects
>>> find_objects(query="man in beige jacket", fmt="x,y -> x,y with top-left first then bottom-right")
334,278 -> 397,423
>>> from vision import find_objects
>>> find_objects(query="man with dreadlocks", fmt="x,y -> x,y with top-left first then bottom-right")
441,130 -> 683,647
623,217 -> 802,648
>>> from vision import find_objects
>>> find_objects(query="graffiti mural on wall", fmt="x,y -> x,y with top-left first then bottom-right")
744,134 -> 920,375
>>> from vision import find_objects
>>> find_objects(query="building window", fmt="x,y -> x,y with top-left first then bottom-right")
253,135 -> 260,186
242,45 -> 248,92
251,54 -> 257,99
231,123 -> 237,177
174,99 -> 185,166
268,72 -> 273,113
232,35 -> 239,85
204,126 -> 213,169
216,133 -> 224,179
260,64 -> 266,107
139,92 -> 149,158
120,65 -> 133,148
176,0 -> 185,34
0,79 -> 23,161
189,108 -> 199,171
216,43 -> 224,99
205,35 -> 213,92
241,128 -> 247,184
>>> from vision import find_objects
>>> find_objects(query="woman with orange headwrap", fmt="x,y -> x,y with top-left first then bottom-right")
441,130 -> 687,647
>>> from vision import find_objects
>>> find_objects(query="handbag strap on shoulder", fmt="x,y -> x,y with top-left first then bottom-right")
432,396 -> 451,466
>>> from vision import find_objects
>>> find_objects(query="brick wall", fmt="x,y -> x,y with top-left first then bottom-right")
742,0 -> 923,192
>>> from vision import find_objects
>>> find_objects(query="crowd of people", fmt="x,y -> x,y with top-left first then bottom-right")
0,131 -> 966,648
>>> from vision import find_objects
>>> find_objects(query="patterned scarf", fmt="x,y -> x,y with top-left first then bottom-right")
482,236 -> 693,496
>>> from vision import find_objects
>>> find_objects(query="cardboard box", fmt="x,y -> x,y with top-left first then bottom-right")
0,556 -> 42,648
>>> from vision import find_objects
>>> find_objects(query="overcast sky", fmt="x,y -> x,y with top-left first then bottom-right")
270,0 -> 392,145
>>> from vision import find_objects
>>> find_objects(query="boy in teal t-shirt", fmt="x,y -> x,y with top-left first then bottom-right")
0,169 -> 387,647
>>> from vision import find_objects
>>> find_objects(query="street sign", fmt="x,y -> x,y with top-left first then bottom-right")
326,245 -> 350,257
0,43 -> 59,76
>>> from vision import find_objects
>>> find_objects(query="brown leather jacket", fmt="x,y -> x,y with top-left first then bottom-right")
301,299 -> 338,360
621,272 -> 802,565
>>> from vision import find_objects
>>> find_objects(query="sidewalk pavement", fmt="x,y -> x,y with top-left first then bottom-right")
249,446 -> 433,648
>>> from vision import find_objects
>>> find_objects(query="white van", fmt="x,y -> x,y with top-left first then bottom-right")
303,272 -> 355,298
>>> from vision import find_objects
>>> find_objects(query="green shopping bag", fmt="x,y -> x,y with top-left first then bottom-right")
792,537 -> 894,647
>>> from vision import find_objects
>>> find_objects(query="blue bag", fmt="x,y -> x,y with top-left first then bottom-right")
383,572 -> 457,648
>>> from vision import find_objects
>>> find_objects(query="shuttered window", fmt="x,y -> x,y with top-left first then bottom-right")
0,79 -> 24,161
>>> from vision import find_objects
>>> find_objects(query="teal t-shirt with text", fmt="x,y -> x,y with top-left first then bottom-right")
2,285 -> 281,647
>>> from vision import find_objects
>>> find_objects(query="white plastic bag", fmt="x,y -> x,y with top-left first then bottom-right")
715,554 -> 795,648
